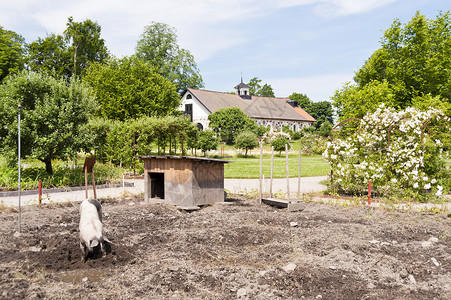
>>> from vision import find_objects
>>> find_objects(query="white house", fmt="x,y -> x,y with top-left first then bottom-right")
180,81 -> 316,131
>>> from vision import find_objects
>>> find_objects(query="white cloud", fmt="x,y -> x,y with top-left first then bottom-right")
319,0 -> 399,17
269,73 -> 354,101
1,0 -> 397,61
277,0 -> 398,16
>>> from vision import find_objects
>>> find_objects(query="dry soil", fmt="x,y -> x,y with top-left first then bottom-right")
0,195 -> 450,299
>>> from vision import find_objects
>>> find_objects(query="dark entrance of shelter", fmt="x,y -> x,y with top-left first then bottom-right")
149,172 -> 164,199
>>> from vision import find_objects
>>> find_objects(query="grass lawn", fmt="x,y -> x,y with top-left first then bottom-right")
224,154 -> 329,179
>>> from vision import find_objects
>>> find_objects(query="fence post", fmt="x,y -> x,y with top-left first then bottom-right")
270,146 -> 274,198
297,149 -> 301,198
285,144 -> 290,200
38,179 -> 42,205
259,143 -> 263,205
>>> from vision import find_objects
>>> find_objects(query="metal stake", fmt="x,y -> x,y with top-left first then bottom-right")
18,104 -> 22,233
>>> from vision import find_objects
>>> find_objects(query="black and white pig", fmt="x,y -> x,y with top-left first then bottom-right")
79,199 -> 110,262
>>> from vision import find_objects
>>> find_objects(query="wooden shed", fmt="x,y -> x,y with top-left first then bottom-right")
139,155 -> 230,208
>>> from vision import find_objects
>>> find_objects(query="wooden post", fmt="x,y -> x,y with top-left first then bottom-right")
92,169 -> 97,200
133,133 -> 136,177
38,179 -> 42,206
258,143 -> 263,205
85,168 -> 88,199
270,146 -> 274,198
285,144 -> 290,200
83,157 -> 96,200
297,149 -> 301,198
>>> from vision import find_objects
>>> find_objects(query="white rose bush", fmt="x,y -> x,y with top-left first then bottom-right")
323,104 -> 450,201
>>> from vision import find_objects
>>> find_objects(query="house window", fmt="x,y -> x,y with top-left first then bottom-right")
197,123 -> 203,130
186,94 -> 192,99
184,104 -> 193,122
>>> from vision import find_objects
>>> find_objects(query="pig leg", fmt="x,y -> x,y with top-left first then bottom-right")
100,238 -> 106,257
80,242 -> 87,262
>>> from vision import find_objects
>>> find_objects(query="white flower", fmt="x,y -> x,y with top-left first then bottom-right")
437,185 -> 443,191
423,176 -> 428,181
424,183 -> 431,190
435,190 -> 442,196
431,179 -> 437,184
391,178 -> 398,183
413,182 -> 419,189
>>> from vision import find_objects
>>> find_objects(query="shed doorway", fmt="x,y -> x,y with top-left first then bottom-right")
149,172 -> 164,199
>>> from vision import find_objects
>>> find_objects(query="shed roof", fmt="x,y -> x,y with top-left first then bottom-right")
138,155 -> 232,164
183,88 -> 315,122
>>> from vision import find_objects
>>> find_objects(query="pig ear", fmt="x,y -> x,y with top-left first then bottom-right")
90,239 -> 99,247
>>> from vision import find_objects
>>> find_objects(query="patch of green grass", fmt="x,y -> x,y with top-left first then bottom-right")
224,154 -> 329,178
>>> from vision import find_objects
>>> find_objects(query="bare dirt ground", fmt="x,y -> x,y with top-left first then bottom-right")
0,195 -> 450,300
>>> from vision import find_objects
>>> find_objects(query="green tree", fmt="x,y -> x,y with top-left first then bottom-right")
288,92 -> 312,110
235,131 -> 259,156
83,56 -> 180,121
208,107 -> 258,145
310,101 -> 334,125
197,129 -> 219,156
0,26 -> 26,82
0,71 -> 96,174
247,77 -> 262,96
135,22 -> 204,92
258,83 -> 275,97
289,92 -> 334,127
26,17 -> 108,79
334,11 -> 451,120
247,77 -> 275,97
318,120 -> 332,137
271,136 -> 290,156
27,34 -> 72,78
64,16 -> 109,77
332,80 -> 396,120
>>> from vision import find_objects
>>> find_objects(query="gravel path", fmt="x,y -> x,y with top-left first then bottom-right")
0,177 -> 327,207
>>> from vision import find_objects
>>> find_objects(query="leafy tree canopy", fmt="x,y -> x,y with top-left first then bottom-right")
247,77 -> 275,97
135,22 -> 204,92
27,16 -> 108,79
271,136 -> 290,156
333,10 -> 451,120
0,26 -> 26,82
208,107 -> 258,145
288,92 -> 334,127
0,71 -> 97,174
64,16 -> 109,77
197,130 -> 219,156
235,131 -> 259,156
83,56 -> 180,121
288,92 -> 312,110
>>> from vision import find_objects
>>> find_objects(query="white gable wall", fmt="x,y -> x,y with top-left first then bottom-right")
180,92 -> 211,129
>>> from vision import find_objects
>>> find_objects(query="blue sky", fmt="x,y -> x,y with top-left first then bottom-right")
1,0 -> 449,101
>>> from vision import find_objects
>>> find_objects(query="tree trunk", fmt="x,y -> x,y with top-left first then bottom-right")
44,158 -> 53,175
